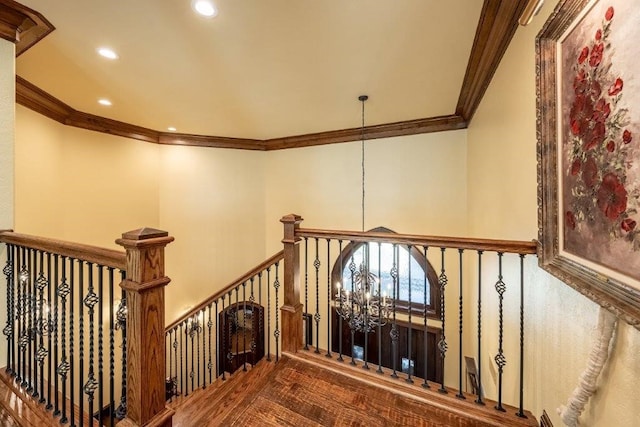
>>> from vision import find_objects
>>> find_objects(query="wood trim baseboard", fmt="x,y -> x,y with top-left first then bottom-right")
455,0 -> 527,122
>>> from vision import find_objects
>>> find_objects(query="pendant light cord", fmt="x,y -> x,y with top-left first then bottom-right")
359,95 -> 368,233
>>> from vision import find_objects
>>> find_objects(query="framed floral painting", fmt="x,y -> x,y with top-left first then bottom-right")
537,0 -> 640,327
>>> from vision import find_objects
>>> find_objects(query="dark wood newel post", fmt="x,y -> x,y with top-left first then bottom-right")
116,228 -> 175,427
281,214 -> 303,353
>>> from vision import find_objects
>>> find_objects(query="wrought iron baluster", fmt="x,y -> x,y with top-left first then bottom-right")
53,255 -> 61,417
390,244 -> 398,378
257,273 -> 262,364
15,247 -> 22,383
457,249 -> 465,399
173,327 -> 178,394
27,249 -> 34,393
517,254 -> 527,419
422,246 -> 429,388
69,258 -> 75,427
97,265 -> 104,421
220,295 -> 226,379
326,239 -> 331,358
438,248 -> 448,394
313,238 -> 320,354
304,238 -> 309,351
266,268 -> 271,362
376,242 -> 382,374
84,263 -> 99,426
406,244 -> 413,383
242,282 -> 247,372
168,329 -> 173,401
274,263 -> 280,362
475,251 -> 484,405
201,309 -> 206,388
57,256 -> 70,424
115,278 -> 127,420
494,252 -> 506,412
180,322 -> 185,390
208,303 -> 213,386
363,243 -> 371,371
197,311 -> 202,387
190,314 -> 196,392
213,300 -> 220,378
234,287 -> 239,372
249,278 -> 256,366
2,244 -> 14,376
108,267 -> 115,427
36,251 -> 49,402
46,252 -> 53,408
337,240 -> 344,363
78,259 -> 84,427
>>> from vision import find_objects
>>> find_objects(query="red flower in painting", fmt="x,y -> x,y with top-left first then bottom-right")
569,94 -> 593,138
608,78 -> 623,96
574,69 -> 588,94
592,98 -> 611,122
589,43 -> 604,67
566,211 -> 577,230
605,6 -> 614,21
582,157 -> 599,188
606,140 -> 615,152
622,218 -> 637,232
571,159 -> 582,175
578,46 -> 589,64
595,29 -> 602,41
597,173 -> 628,220
623,130 -> 632,144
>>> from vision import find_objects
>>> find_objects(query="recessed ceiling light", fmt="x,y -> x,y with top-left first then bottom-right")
192,0 -> 217,17
167,127 -> 177,132
98,98 -> 112,106
97,47 -> 118,60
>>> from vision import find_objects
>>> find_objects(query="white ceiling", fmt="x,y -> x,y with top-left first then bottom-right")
16,0 -> 483,139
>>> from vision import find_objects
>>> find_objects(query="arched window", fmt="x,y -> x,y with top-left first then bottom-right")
331,227 -> 440,318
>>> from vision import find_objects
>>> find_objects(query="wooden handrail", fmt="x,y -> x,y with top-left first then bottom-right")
296,228 -> 537,255
165,250 -> 285,332
0,231 -> 126,269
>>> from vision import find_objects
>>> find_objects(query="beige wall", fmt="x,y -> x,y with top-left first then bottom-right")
0,39 -> 15,368
467,1 -> 640,426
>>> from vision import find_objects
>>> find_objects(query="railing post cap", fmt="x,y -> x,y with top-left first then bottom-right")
280,214 -> 303,224
116,227 -> 174,249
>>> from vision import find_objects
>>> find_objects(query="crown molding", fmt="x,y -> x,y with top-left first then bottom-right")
12,0 -> 525,151
456,0 -> 527,122
0,0 -> 54,55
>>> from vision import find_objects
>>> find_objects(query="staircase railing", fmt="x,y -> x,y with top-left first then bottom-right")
164,250 -> 284,400
0,227 -> 174,427
279,214 -> 538,421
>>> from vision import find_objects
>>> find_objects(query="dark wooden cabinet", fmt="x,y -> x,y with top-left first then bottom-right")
331,308 -> 443,383
218,302 -> 264,375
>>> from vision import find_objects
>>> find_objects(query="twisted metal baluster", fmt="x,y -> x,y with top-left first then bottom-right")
273,263 -> 280,362
326,239 -> 331,358
108,267 -> 115,426
475,251 -> 484,405
220,295 -> 226,379
84,263 -> 100,424
457,249 -> 465,399
115,288 -> 127,419
242,282 -> 247,372
303,238 -> 309,351
389,245 -> 398,378
53,255 -> 61,416
313,238 -> 320,354
57,256 -> 70,424
266,268 -> 271,362
257,273 -> 263,363
337,240 -> 344,363
422,246 -> 430,388
250,278 -> 256,365
97,265 -> 105,420
35,251 -> 49,401
495,252 -> 507,412
494,252 -> 507,412
173,326 -> 178,393
15,247 -> 22,383
437,248 -> 448,394
208,304 -> 213,386
376,242 -> 382,374
227,291 -> 233,374
26,249 -> 33,392
213,301 -> 218,381
406,244 -> 413,383
69,258 -> 75,427
46,252 -> 53,408
517,254 -> 527,419
77,259 -> 84,427
3,244 -> 14,375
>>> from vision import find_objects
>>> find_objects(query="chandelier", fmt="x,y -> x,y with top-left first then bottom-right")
334,95 -> 391,333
